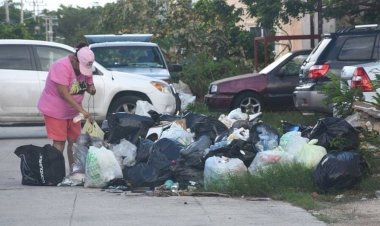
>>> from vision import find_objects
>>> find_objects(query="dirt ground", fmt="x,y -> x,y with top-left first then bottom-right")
313,197 -> 380,225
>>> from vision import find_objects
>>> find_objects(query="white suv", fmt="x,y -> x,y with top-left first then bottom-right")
0,39 -> 177,125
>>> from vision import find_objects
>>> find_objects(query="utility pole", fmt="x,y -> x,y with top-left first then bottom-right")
20,0 -> 24,23
4,0 -> 10,23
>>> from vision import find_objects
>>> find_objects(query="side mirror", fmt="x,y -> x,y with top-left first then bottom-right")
168,64 -> 183,72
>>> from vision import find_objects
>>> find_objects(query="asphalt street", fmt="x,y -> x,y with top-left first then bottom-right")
0,126 -> 326,226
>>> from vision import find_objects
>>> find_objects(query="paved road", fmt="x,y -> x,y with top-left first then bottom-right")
0,127 -> 326,226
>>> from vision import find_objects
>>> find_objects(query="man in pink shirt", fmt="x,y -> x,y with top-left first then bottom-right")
38,43 -> 96,172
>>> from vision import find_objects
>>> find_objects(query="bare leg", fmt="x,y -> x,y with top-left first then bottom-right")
67,139 -> 75,173
53,140 -> 66,152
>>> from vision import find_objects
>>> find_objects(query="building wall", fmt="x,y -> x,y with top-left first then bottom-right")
225,0 -> 336,56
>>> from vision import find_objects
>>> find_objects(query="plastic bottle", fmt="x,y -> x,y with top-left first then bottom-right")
171,182 -> 179,192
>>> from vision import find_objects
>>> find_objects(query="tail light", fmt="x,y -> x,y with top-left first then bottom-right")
308,64 -> 330,79
351,67 -> 373,91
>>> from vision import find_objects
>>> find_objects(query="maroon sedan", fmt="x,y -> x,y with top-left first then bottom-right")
204,49 -> 311,113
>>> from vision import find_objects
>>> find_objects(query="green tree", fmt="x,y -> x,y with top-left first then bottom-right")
0,23 -> 33,39
55,6 -> 104,46
98,0 -> 162,34
240,0 -> 315,29
240,0 -> 380,29
323,0 -> 380,25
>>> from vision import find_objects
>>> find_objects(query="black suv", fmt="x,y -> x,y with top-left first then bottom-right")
293,24 -> 380,114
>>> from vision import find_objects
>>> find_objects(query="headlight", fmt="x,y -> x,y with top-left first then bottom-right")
210,84 -> 218,93
151,81 -> 171,94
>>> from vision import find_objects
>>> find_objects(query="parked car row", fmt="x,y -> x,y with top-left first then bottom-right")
0,39 -> 178,125
204,49 -> 311,113
205,24 -> 380,115
293,24 -> 380,115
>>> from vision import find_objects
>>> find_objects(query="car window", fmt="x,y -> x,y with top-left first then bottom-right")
338,36 -> 376,60
0,45 -> 33,70
280,54 -> 309,76
92,46 -> 165,69
260,52 -> 292,74
35,46 -> 72,71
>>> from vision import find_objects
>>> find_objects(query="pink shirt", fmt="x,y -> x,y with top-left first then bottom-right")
38,56 -> 93,119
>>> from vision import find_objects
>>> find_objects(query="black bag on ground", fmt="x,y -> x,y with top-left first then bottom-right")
313,151 -> 369,192
307,117 -> 359,151
14,144 -> 65,186
107,112 -> 155,144
184,112 -> 229,141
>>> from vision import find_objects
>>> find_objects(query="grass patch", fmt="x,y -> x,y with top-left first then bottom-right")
205,163 -> 320,210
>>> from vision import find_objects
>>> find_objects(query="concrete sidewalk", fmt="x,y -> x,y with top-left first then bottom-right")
0,136 -> 326,226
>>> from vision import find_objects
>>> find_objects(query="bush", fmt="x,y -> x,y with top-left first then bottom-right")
177,53 -> 252,99
320,74 -> 363,117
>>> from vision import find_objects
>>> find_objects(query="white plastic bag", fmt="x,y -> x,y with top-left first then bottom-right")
179,92 -> 196,110
111,139 -> 137,168
135,100 -> 157,117
279,131 -> 309,158
227,127 -> 250,142
84,146 -> 123,188
204,156 -> 247,189
160,121 -> 193,146
227,108 -> 248,120
248,150 -> 292,175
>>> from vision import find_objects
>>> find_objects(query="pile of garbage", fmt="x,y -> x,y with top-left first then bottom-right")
15,102 -> 370,194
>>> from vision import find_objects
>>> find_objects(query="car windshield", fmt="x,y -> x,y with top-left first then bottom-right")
260,52 -> 292,74
91,46 -> 165,69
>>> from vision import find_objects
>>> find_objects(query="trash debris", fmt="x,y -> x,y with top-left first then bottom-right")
313,151 -> 369,192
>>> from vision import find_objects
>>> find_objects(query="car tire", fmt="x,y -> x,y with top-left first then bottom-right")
232,92 -> 262,114
107,95 -> 144,117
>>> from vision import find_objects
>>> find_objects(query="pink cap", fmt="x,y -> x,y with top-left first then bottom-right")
77,47 -> 95,76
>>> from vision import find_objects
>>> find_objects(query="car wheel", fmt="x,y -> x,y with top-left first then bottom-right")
233,92 -> 262,114
107,95 -> 143,117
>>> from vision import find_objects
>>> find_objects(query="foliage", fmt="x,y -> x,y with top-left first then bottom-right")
55,6 -> 104,46
99,0 -> 161,34
241,0 -> 380,29
323,0 -> 380,25
179,53 -> 252,99
320,73 -> 363,118
370,74 -> 380,107
0,23 -> 33,39
240,0 -> 316,29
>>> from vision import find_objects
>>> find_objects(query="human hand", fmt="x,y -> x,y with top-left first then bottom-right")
81,110 -> 92,122
87,85 -> 96,95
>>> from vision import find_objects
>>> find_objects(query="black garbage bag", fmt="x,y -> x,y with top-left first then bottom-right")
249,122 -> 279,152
205,139 -> 257,167
107,112 -> 155,145
123,138 -> 183,187
172,163 -> 204,187
14,144 -> 65,186
307,117 -> 359,151
184,112 -> 229,141
123,163 -> 161,188
135,138 -> 155,163
179,135 -> 212,169
313,151 -> 369,192
149,138 -> 183,162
